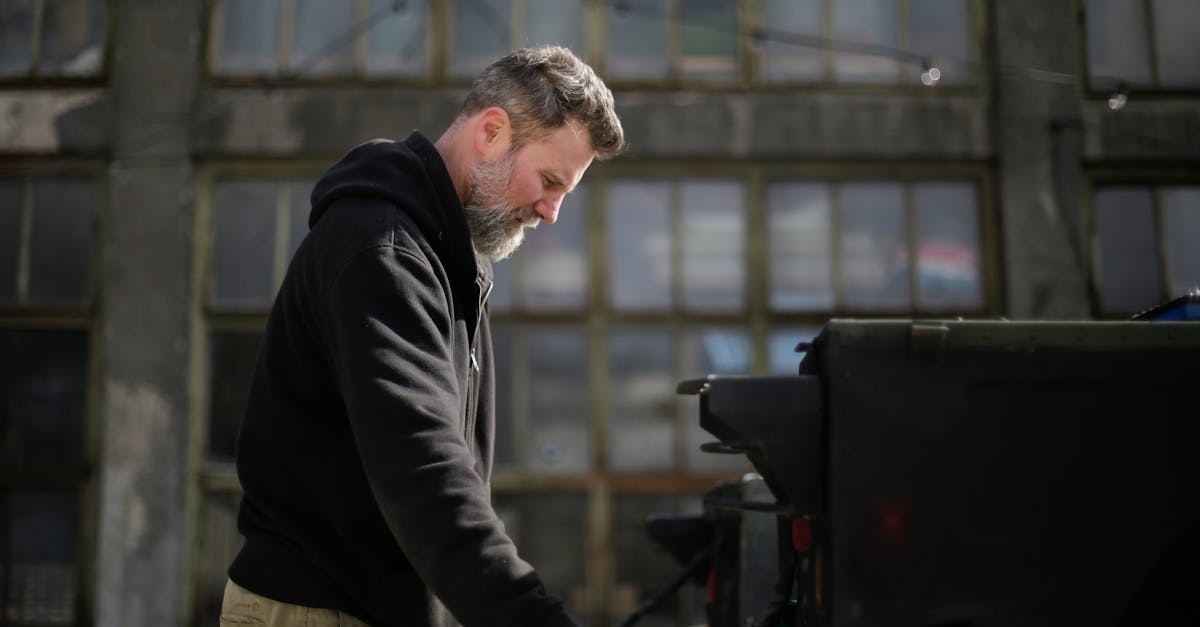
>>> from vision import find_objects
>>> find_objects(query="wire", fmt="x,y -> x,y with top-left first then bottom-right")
3,0 -> 1195,180
1,0 -> 409,181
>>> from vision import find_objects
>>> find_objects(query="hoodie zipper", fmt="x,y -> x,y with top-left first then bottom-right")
465,276 -> 493,449
470,277 -> 494,372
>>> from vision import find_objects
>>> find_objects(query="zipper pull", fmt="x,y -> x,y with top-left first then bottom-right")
470,349 -> 479,372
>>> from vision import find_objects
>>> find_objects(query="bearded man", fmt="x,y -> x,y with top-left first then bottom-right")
221,46 -> 624,627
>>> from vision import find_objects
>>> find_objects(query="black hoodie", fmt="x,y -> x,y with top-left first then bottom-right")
229,132 -> 576,627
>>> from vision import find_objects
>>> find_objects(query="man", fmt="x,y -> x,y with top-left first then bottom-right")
221,46 -> 624,627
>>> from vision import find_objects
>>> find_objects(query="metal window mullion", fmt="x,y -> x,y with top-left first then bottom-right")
831,182 -> 844,310
17,180 -> 34,304
668,0 -> 681,80
1152,185 -> 1168,300
823,0 -> 834,82
355,0 -> 369,77
670,179 -> 683,310
746,170 -> 768,374
897,0 -> 909,84
512,328 -> 531,470
29,0 -> 45,74
1144,0 -> 1160,86
672,326 -> 685,471
904,181 -> 918,311
586,0 -> 605,74
273,182 -> 291,290
512,0 -> 527,47
281,0 -> 296,73
586,478 -> 612,626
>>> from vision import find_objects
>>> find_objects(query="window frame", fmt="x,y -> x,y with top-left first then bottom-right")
1086,169 -> 1200,318
0,0 -> 111,84
190,159 -> 995,626
0,168 -> 104,627
1081,0 -> 1200,95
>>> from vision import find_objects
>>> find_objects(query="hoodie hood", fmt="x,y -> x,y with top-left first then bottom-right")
308,131 -> 484,290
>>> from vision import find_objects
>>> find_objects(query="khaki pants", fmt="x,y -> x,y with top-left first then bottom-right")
220,580 -> 373,627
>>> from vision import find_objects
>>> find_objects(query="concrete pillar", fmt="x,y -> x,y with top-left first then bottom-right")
990,1 -> 1091,319
94,0 -> 200,625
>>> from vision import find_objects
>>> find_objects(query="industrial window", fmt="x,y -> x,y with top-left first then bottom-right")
193,174 -> 317,625
607,179 -> 746,312
759,0 -> 975,85
1092,184 -> 1200,315
450,0 -> 586,78
1085,0 -> 1200,89
0,0 -> 106,78
605,0 -> 741,81
211,0 -> 430,77
0,175 -> 98,626
195,166 -> 990,626
767,180 -> 984,314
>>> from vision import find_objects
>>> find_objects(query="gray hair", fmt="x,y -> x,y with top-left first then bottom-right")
460,46 -> 625,160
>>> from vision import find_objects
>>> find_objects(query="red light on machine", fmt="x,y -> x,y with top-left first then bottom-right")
792,518 -> 812,552
869,497 -> 916,558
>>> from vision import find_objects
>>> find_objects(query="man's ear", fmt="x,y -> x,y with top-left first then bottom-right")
473,107 -> 512,160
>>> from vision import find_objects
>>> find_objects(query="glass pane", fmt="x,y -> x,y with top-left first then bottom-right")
607,0 -> 669,80
832,0 -> 898,83
1160,186 -> 1200,297
212,181 -> 277,307
207,331 -> 263,462
840,183 -> 908,310
1152,0 -> 1200,87
288,180 -> 312,258
608,330 -> 674,472
519,186 -> 586,310
293,0 -> 354,75
216,0 -> 281,75
490,257 -> 515,311
526,328 -> 589,471
681,180 -> 743,311
610,180 -> 672,310
1094,187 -> 1162,313
913,182 -> 982,311
525,0 -> 583,54
196,491 -> 244,627
1086,0 -> 1152,88
768,327 -> 822,375
680,0 -> 738,79
493,493 -> 588,618
27,179 -> 92,305
451,0 -> 511,78
0,0 -> 34,75
769,183 -> 834,311
366,0 -> 427,76
613,494 -> 706,627
907,0 -> 970,84
492,327 -> 515,468
680,328 -> 752,472
0,330 -> 88,472
0,181 -> 20,303
5,491 -> 77,626
38,0 -> 104,75
762,0 -> 824,81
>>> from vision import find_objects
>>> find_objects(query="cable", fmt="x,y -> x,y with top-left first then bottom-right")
615,546 -> 712,627
3,0 -> 1195,180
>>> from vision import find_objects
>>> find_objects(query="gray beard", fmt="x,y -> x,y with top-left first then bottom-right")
463,152 -> 539,261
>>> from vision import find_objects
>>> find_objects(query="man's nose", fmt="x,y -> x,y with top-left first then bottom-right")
533,191 -> 564,225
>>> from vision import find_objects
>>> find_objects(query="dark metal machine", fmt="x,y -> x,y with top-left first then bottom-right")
652,314 -> 1200,627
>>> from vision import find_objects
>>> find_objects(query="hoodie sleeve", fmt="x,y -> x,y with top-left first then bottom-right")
326,243 -> 577,627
